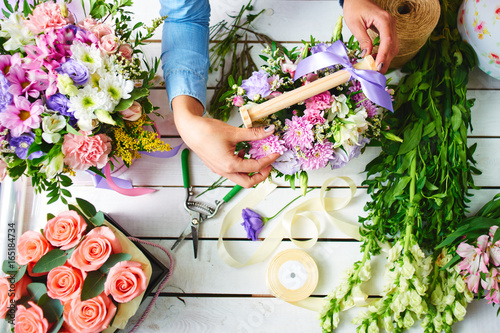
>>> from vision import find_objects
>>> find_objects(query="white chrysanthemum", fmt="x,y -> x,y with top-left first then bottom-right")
69,85 -> 106,121
70,42 -> 103,74
0,13 -> 35,51
99,73 -> 134,110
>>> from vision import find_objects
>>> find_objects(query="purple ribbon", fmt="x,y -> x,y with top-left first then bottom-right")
293,40 -> 393,112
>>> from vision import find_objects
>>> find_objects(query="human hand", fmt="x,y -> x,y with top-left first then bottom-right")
172,96 -> 280,188
343,0 -> 398,73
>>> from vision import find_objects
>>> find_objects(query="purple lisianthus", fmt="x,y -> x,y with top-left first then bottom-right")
300,140 -> 334,171
349,80 -> 378,117
57,59 -> 89,86
347,137 -> 370,160
310,43 -> 328,54
329,148 -> 349,169
241,69 -> 271,100
47,93 -> 71,114
241,208 -> 266,241
272,149 -> 301,175
282,115 -> 314,151
0,73 -> 12,113
10,133 -> 43,160
249,135 -> 286,159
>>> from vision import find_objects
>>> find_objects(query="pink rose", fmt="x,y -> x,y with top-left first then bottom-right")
0,160 -> 6,182
232,96 -> 244,107
27,262 -> 47,278
0,276 -> 10,319
15,302 -> 49,333
14,274 -> 32,301
98,34 -> 119,54
77,17 -> 98,30
118,43 -> 133,60
62,131 -> 112,171
16,231 -> 53,266
47,265 -> 85,303
44,211 -> 87,250
104,261 -> 147,303
119,101 -> 142,121
63,293 -> 117,333
68,227 -> 122,272
304,91 -> 334,111
90,23 -> 114,39
24,2 -> 74,35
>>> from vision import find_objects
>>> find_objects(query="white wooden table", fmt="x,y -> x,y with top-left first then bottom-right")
3,1 -> 500,332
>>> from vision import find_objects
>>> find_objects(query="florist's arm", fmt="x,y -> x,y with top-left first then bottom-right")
160,0 -> 279,188
340,0 -> 398,73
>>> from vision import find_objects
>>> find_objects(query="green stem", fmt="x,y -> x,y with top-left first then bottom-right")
404,152 -> 417,253
265,187 -> 316,222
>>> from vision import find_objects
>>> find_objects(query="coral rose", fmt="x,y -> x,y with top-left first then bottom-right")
16,231 -> 52,266
0,276 -> 10,319
63,293 -> 117,333
62,131 -> 112,171
104,261 -> 147,303
98,34 -> 119,54
24,2 -> 74,35
119,101 -> 142,121
0,273 -> 32,320
14,274 -> 32,301
68,227 -> 122,272
44,210 -> 87,250
15,302 -> 49,333
47,265 -> 85,303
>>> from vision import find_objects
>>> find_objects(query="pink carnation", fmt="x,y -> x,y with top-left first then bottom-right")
304,91 -> 333,111
24,2 -> 75,35
249,135 -> 286,159
62,131 -> 112,171
299,140 -> 334,171
304,108 -> 326,125
283,116 -> 314,151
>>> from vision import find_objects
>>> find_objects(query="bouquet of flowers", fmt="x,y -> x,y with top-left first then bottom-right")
1,198 -> 153,332
0,0 -> 170,204
226,20 -> 396,188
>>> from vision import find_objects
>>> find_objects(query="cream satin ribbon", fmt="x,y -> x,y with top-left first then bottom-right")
217,176 -> 361,268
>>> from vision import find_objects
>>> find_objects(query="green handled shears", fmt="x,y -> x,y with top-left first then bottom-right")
171,149 -> 242,259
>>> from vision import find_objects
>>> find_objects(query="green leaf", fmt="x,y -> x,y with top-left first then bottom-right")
47,213 -> 55,221
441,254 -> 462,271
90,211 -> 105,227
47,316 -> 64,333
398,121 -> 423,155
66,124 -> 81,136
38,294 -> 63,323
2,261 -> 27,283
451,105 -> 462,132
81,271 -> 106,301
382,132 -> 403,143
3,0 -> 13,12
130,87 -> 149,100
76,198 -> 97,217
99,253 -> 132,274
27,282 -> 47,303
493,228 -> 500,244
32,249 -> 69,273
113,97 -> 135,112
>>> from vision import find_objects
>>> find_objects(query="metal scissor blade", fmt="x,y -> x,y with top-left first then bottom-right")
171,224 -> 193,251
191,225 -> 199,259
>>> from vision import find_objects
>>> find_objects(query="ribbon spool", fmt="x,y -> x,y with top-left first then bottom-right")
266,249 -> 318,302
368,0 -> 440,68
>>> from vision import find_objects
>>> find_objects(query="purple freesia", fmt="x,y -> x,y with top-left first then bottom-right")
57,59 -> 89,86
10,133 -> 43,160
0,73 -> 12,113
241,69 -> 271,100
272,149 -> 302,175
241,208 -> 266,241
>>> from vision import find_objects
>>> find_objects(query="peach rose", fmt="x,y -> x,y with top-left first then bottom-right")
63,293 -> 117,333
27,262 -> 47,278
62,131 -> 112,171
0,160 -> 7,182
77,17 -> 98,30
44,211 -> 87,250
119,101 -> 142,121
0,276 -> 10,319
14,274 -> 32,301
16,231 -> 52,266
47,265 -> 85,303
14,302 -> 49,333
118,43 -> 133,60
24,2 -> 74,35
104,261 -> 147,303
98,34 -> 119,54
90,23 -> 114,39
67,227 -> 122,272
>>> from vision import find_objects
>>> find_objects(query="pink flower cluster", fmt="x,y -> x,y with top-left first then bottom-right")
457,226 -> 500,303
1,210 -> 148,333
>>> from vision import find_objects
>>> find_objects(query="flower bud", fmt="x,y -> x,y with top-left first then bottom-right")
359,262 -> 371,282
452,301 -> 466,321
444,309 -> 454,326
401,256 -> 416,279
119,101 -> 142,121
233,95 -> 244,107
403,311 -> 415,328
382,315 -> 394,332
119,43 -> 134,60
300,171 -> 308,197
95,109 -> 116,126
367,321 -> 379,333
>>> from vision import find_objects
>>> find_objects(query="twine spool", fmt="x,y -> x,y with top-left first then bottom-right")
369,0 -> 441,68
266,249 -> 318,302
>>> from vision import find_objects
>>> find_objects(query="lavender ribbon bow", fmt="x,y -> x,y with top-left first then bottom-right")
293,40 -> 393,112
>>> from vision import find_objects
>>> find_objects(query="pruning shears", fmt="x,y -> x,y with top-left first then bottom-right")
171,149 -> 243,259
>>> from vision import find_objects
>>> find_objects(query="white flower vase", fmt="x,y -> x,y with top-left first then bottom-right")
458,0 -> 500,80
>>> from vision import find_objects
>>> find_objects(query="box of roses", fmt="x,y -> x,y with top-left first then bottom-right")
0,197 -> 170,333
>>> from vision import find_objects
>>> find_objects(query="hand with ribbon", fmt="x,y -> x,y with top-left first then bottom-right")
341,0 -> 399,73
293,40 -> 393,112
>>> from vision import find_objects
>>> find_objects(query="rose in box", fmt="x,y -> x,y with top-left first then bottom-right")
1,198 -> 169,333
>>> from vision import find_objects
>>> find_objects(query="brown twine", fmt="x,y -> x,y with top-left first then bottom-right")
369,0 -> 441,68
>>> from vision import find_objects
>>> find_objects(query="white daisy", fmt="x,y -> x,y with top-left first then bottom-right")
69,85 -> 106,121
99,73 -> 134,109
70,41 -> 103,74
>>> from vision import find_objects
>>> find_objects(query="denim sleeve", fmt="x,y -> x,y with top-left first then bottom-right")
159,0 -> 210,109
339,0 -> 344,7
